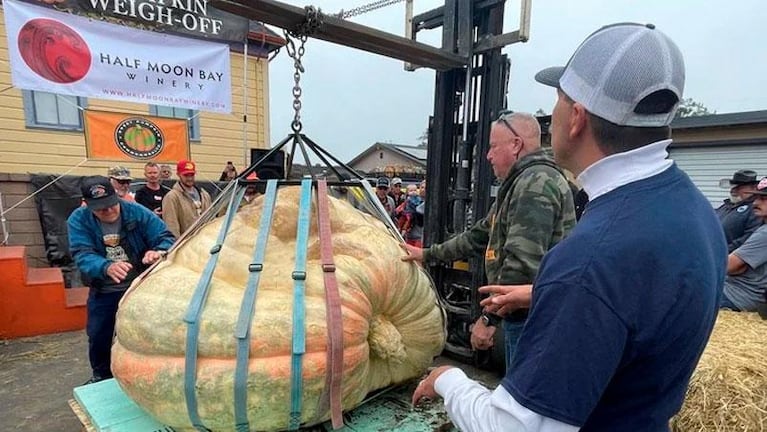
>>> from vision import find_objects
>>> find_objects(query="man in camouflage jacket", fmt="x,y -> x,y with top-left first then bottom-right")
403,112 -> 576,369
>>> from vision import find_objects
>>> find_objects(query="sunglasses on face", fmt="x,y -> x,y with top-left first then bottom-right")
115,179 -> 131,185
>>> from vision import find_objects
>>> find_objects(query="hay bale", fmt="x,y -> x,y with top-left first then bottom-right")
672,311 -> 767,431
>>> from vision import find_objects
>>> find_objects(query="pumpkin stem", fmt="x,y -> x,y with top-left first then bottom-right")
368,316 -> 408,363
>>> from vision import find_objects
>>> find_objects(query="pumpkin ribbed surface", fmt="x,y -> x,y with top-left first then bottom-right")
112,186 -> 446,431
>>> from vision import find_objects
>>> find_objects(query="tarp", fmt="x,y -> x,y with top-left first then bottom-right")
84,110 -> 190,162
4,0 -> 233,113
30,175 -> 85,288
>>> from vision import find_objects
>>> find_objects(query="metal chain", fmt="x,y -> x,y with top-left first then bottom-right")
334,0 -> 405,20
283,6 -> 323,133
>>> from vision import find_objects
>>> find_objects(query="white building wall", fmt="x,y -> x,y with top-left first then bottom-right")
669,144 -> 767,207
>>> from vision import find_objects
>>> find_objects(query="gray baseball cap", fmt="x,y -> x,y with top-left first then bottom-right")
535,23 -> 685,127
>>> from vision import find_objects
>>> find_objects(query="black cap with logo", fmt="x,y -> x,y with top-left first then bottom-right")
81,176 -> 119,210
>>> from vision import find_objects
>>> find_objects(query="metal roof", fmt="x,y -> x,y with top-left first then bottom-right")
347,142 -> 428,166
248,22 -> 286,50
670,110 -> 767,129
390,144 -> 428,161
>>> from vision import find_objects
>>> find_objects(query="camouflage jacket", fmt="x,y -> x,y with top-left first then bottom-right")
424,149 -> 576,285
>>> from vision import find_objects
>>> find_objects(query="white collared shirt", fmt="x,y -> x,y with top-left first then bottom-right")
435,368 -> 579,432
577,139 -> 673,201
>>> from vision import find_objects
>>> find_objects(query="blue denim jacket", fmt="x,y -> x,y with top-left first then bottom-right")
67,200 -> 175,286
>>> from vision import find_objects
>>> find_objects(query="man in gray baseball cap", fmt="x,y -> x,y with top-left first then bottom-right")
722,177 -> 767,315
413,23 -> 726,431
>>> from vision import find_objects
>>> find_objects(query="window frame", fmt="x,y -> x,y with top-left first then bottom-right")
22,90 -> 87,131
149,105 -> 201,142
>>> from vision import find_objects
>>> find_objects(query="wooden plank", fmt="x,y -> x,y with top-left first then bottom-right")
68,398 -> 96,432
210,0 -> 467,70
73,379 -> 172,432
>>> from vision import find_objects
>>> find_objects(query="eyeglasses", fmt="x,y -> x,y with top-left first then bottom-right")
113,179 -> 131,185
497,111 -> 523,141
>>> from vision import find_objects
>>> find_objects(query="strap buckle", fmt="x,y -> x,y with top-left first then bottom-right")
292,271 -> 307,280
322,263 -> 336,273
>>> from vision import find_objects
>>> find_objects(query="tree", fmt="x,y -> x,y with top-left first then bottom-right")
675,98 -> 715,119
535,108 -> 548,117
417,129 -> 428,147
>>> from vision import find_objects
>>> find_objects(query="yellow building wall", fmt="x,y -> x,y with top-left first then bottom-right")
0,9 -> 271,181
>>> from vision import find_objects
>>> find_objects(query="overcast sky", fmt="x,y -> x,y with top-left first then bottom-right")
266,0 -> 765,163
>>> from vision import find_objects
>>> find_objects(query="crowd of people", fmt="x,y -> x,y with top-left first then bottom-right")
370,176 -> 427,247
716,169 -> 767,316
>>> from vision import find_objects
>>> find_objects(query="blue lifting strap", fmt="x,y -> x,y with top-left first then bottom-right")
289,178 -> 312,430
233,180 -> 279,431
182,186 -> 246,432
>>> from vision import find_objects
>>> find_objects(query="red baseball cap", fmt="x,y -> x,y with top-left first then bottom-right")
177,160 -> 196,175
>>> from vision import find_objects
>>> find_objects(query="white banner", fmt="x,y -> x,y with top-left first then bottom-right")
3,0 -> 232,113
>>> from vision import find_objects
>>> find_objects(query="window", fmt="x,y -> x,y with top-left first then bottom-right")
22,90 -> 87,130
150,106 -> 200,141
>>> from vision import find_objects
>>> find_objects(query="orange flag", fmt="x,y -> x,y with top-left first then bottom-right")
84,110 -> 190,162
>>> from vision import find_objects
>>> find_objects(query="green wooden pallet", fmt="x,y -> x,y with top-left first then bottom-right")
72,379 -> 456,432
73,379 -> 171,431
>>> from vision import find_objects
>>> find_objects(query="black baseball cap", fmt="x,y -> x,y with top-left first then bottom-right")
81,176 -> 119,210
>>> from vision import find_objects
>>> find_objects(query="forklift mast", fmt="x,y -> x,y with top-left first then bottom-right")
417,0 -> 511,369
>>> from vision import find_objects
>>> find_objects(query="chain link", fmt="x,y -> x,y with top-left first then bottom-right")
283,6 -> 323,134
334,0 -> 405,19
281,1 -> 403,133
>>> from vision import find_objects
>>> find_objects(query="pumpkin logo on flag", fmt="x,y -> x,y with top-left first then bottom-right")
17,18 -> 91,83
114,118 -> 165,160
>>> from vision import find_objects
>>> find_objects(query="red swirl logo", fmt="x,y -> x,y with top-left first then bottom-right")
18,18 -> 91,83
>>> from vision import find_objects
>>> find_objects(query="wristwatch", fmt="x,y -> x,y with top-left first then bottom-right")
480,312 -> 501,327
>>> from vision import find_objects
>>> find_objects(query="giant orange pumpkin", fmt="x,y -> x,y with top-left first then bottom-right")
112,185 -> 446,431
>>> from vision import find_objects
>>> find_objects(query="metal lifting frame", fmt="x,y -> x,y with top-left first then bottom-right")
212,0 -> 531,368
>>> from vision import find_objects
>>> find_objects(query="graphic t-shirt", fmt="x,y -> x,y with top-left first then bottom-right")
187,187 -> 203,217
99,219 -> 138,293
134,185 -> 169,217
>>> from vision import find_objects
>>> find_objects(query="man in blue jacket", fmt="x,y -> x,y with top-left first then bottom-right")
68,176 -> 175,384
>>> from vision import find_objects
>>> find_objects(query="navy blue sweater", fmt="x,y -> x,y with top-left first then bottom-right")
504,165 -> 726,431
